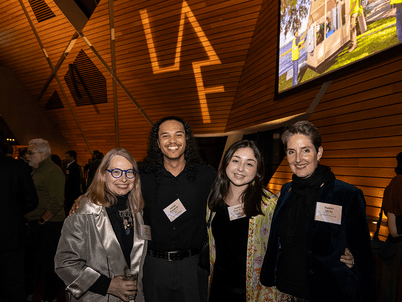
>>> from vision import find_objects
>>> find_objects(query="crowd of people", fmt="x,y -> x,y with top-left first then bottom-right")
1,117 -> 398,302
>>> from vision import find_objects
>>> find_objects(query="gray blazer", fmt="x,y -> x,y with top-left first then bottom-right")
55,197 -> 147,302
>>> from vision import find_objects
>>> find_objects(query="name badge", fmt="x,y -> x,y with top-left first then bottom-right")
228,203 -> 246,221
163,198 -> 187,222
315,202 -> 342,225
140,225 -> 152,241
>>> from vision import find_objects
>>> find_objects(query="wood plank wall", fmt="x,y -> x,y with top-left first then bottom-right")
0,0 -> 267,165
226,0 -> 402,238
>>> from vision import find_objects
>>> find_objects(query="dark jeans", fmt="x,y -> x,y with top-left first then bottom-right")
143,254 -> 208,302
0,248 -> 26,302
25,221 -> 63,301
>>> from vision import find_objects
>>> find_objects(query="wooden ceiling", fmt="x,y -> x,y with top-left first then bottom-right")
1,0 -> 285,162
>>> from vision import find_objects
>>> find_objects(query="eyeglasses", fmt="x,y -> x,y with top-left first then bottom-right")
106,168 -> 137,179
27,150 -> 42,156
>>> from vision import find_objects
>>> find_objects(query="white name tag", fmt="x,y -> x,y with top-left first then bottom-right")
163,198 -> 187,222
228,203 -> 246,221
140,225 -> 152,241
315,202 -> 342,225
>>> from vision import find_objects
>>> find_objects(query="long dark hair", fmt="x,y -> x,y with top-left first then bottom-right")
208,140 -> 268,218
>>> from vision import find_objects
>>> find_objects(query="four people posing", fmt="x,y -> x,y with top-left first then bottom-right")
61,118 -> 375,302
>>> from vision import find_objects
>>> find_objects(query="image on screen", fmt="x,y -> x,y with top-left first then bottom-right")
277,0 -> 402,93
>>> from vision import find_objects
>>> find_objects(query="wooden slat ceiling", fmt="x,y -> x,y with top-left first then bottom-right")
0,0 -> 276,162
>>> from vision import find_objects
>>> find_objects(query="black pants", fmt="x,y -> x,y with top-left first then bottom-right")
25,221 -> 63,301
143,254 -> 208,302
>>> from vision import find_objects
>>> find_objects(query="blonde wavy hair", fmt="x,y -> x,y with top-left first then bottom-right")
86,148 -> 144,213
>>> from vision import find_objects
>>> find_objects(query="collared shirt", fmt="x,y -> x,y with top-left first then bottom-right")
141,163 -> 216,252
24,156 -> 66,222
66,160 -> 75,169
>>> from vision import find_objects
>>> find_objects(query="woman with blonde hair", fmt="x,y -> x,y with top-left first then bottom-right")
55,148 -> 147,302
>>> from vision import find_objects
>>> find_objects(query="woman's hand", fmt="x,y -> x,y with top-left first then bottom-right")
107,275 -> 137,301
340,248 -> 354,268
68,195 -> 83,217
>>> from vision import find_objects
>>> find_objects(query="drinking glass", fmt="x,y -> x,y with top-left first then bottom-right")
124,267 -> 138,302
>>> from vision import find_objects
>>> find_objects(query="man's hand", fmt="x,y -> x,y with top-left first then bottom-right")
107,275 -> 137,301
68,195 -> 83,217
340,248 -> 355,268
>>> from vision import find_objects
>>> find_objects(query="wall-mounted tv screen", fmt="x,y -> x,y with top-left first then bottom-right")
277,0 -> 402,94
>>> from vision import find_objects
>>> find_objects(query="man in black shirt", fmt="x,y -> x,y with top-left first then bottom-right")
139,116 -> 216,302
65,150 -> 82,215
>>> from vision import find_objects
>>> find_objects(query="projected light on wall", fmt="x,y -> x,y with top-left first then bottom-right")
140,0 -> 225,124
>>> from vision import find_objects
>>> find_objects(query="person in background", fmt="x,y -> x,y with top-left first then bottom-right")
391,0 -> 402,42
261,120 -> 377,302
207,140 -> 280,301
55,148 -> 147,301
18,147 -> 32,172
85,150 -> 103,189
0,131 -> 38,302
349,0 -> 360,52
65,150 -> 82,214
381,152 -> 402,302
24,138 -> 65,302
291,29 -> 302,86
2,141 -> 14,157
50,154 -> 63,170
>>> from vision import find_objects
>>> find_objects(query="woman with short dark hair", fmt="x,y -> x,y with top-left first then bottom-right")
261,120 -> 377,302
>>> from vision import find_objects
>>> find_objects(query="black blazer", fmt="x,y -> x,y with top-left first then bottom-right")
260,179 -> 377,302
0,154 -> 38,251
65,161 -> 81,201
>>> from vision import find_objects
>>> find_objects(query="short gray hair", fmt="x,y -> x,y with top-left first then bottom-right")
281,120 -> 322,152
28,138 -> 51,157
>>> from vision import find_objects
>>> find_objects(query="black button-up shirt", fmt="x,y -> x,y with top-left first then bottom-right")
141,163 -> 216,252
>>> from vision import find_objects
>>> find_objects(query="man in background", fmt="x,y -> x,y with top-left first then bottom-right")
65,150 -> 82,214
0,131 -> 38,302
349,0 -> 360,52
84,150 -> 103,189
25,138 -> 65,302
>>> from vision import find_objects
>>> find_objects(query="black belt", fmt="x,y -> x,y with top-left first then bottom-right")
147,248 -> 201,261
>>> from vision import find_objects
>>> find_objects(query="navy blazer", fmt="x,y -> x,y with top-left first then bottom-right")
260,179 -> 377,302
